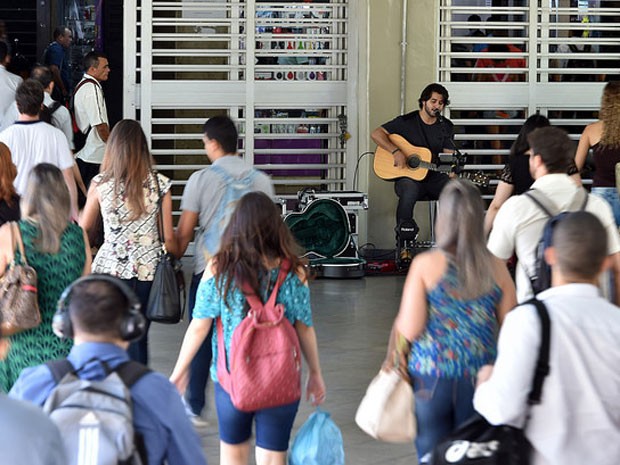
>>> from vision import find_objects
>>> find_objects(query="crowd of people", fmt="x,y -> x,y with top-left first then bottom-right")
1,23 -> 620,465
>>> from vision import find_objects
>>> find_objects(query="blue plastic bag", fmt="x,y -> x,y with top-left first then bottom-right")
289,408 -> 345,465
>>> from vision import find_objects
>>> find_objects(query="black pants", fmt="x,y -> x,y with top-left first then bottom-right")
394,171 -> 450,224
76,158 -> 101,209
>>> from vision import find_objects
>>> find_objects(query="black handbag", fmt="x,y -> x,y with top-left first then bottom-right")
431,299 -> 551,465
146,172 -> 185,324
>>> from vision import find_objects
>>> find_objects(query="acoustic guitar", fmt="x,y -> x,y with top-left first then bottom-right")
373,134 -> 489,187
374,134 -> 436,181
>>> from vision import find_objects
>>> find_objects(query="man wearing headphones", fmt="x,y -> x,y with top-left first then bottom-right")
9,274 -> 208,465
371,83 -> 454,263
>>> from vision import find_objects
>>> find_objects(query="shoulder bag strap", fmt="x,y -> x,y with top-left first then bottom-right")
523,298 -> 551,405
12,222 -> 29,266
152,171 -> 166,250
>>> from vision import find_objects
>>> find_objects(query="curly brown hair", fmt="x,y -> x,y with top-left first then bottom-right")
600,81 -> 620,148
213,191 -> 308,307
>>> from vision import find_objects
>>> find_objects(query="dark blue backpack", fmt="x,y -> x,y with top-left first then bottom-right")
524,188 -> 588,294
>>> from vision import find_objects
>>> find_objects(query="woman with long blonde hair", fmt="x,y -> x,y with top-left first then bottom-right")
80,119 -> 177,365
0,163 -> 90,391
575,81 -> 620,225
386,179 -> 516,463
0,142 -> 20,225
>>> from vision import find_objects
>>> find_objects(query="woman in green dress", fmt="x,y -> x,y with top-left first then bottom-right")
0,163 -> 91,392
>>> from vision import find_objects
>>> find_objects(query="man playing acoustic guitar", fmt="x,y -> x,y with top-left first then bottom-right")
371,83 -> 454,264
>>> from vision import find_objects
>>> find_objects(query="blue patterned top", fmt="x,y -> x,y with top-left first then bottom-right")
409,263 -> 502,378
193,268 -> 313,382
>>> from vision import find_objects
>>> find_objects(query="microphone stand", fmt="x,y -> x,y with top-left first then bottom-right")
435,110 -> 466,175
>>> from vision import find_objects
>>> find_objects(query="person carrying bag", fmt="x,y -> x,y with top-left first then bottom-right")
146,172 -> 185,324
0,221 -> 40,335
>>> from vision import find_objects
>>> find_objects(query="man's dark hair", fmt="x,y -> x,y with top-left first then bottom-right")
203,115 -> 238,154
16,79 -> 44,116
418,83 -> 450,109
68,279 -> 129,338
527,126 -> 574,174
468,14 -> 482,23
83,51 -> 107,72
30,65 -> 53,89
0,40 -> 8,63
551,211 -> 607,279
53,26 -> 69,41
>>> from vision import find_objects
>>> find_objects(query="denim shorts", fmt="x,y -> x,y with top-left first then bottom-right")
214,382 -> 300,451
591,187 -> 620,227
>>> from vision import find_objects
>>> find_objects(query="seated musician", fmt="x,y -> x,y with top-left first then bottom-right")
371,83 -> 454,263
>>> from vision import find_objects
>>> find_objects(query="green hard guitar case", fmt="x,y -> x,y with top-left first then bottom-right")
284,198 -> 365,278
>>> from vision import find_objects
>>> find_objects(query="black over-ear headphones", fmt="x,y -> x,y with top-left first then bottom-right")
53,274 -> 146,342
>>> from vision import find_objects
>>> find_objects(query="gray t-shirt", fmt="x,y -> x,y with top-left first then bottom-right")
180,155 -> 274,274
0,394 -> 67,465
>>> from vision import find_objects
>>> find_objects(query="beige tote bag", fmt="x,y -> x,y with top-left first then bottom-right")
355,369 -> 416,443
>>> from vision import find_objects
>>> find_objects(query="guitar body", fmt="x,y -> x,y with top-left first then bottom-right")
373,134 -> 434,181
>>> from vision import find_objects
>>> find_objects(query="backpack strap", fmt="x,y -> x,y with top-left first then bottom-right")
45,358 -> 150,387
70,78 -> 99,135
524,189 -> 557,218
523,298 -> 551,405
244,259 -> 292,309
114,361 -> 151,388
45,359 -> 76,383
48,100 -> 62,115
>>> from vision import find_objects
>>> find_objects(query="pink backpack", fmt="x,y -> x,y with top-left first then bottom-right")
216,260 -> 302,412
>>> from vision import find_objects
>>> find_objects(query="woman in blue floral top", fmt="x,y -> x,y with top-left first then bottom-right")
388,179 -> 517,463
80,119 -> 177,365
171,192 -> 325,465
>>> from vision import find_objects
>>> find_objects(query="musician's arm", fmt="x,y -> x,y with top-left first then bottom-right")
371,127 -> 406,168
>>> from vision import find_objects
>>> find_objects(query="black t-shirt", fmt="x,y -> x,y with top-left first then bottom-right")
0,196 -> 21,226
382,111 -> 454,165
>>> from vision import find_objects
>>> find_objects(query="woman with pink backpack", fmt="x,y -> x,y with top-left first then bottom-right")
170,191 -> 326,465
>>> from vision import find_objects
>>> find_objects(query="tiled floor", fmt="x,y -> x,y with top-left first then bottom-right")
149,271 -> 417,465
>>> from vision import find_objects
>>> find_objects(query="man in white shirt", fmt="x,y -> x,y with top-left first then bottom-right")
73,51 -> 110,200
0,41 -> 23,129
0,79 -> 78,217
475,211 -> 620,465
488,126 -> 620,304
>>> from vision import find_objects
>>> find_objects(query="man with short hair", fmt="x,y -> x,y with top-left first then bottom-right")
174,115 -> 273,425
0,314 -> 67,465
28,65 -> 87,196
488,126 -> 620,304
0,40 -> 22,128
475,211 -> 620,465
73,51 -> 110,198
0,79 -> 78,217
9,275 -> 208,465
43,26 -> 73,102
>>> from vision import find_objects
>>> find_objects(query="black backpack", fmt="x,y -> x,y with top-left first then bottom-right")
39,100 -> 63,125
525,188 -> 589,294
